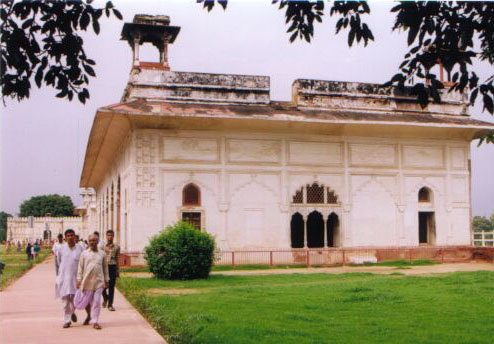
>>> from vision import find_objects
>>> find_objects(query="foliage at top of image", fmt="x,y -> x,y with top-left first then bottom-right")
145,221 -> 216,280
202,0 -> 494,144
1,0 -> 493,144
19,194 -> 75,217
0,0 -> 122,104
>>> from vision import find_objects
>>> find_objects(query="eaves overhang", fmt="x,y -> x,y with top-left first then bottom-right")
79,102 -> 494,189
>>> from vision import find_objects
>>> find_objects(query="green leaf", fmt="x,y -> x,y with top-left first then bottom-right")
92,17 -> 100,34
112,8 -> 122,20
35,65 -> 43,88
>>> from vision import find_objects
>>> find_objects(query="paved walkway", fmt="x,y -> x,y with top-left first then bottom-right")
0,257 -> 165,344
122,262 -> 494,278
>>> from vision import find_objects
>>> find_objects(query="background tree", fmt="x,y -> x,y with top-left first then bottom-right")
0,211 -> 12,241
19,194 -> 75,217
1,0 -> 121,104
473,215 -> 493,232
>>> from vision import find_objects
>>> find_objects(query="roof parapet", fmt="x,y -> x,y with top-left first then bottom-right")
292,79 -> 469,116
123,69 -> 270,105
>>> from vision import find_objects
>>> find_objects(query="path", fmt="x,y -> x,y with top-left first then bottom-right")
122,262 -> 494,278
0,257 -> 165,344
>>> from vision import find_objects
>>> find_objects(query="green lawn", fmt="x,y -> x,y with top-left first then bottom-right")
118,270 -> 494,344
0,245 -> 51,290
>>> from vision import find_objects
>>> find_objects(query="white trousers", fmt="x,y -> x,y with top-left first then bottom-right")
62,294 -> 75,323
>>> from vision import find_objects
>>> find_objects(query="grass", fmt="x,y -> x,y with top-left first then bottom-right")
0,245 -> 51,290
118,270 -> 494,344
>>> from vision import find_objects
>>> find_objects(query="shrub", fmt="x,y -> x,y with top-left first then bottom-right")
145,222 -> 216,280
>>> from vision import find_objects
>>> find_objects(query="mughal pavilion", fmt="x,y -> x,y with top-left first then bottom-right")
70,15 -> 493,261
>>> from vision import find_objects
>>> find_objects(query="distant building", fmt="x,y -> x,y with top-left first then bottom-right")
8,216 -> 83,243
79,15 -> 494,255
8,189 -> 96,242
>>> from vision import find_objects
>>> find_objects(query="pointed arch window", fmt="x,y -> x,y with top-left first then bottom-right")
183,183 -> 201,206
418,187 -> 432,203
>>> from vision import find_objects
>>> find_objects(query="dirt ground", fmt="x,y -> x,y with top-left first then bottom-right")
121,262 -> 494,278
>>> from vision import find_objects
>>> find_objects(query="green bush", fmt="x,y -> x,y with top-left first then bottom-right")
145,222 -> 216,280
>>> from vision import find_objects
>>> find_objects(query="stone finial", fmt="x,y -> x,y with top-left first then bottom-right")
121,14 -> 181,70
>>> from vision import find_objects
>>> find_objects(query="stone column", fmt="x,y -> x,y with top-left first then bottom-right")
323,211 -> 328,248
303,214 -> 308,248
133,36 -> 140,66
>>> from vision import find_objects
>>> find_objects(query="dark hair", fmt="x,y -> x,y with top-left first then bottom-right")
106,230 -> 114,235
57,234 -> 63,239
64,229 -> 75,236
93,231 -> 100,237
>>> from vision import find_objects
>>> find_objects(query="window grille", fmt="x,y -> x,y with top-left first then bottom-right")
292,188 -> 303,203
327,189 -> 338,204
182,212 -> 201,230
418,187 -> 430,202
306,183 -> 324,203
183,184 -> 200,206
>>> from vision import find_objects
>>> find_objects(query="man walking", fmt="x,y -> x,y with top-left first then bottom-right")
55,229 -> 84,328
25,243 -> 32,260
102,230 -> 120,311
76,234 -> 109,330
52,234 -> 64,275
93,231 -> 106,250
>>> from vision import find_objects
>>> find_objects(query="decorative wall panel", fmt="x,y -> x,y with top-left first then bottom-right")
403,145 -> 445,169
349,144 -> 397,167
288,141 -> 342,166
227,139 -> 281,164
161,137 -> 219,163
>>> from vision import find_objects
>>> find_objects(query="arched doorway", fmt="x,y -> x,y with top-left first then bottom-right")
418,187 -> 435,245
307,211 -> 324,248
290,213 -> 304,248
327,213 -> 339,247
43,229 -> 52,241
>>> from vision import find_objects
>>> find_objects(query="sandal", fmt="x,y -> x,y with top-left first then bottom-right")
108,306 -> 115,311
62,322 -> 71,328
83,317 -> 91,326
93,323 -> 102,330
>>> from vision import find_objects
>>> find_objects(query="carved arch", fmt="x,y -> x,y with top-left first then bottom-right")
229,177 -> 278,203
352,176 -> 398,206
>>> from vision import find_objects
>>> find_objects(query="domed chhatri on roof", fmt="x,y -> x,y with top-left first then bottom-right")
79,15 -> 494,264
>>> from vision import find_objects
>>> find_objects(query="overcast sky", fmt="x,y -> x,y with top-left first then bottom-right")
1,0 -> 493,217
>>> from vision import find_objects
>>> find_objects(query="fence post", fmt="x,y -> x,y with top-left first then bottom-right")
409,249 -> 412,263
441,248 -> 444,263
306,249 -> 310,267
232,251 -> 235,267
342,249 -> 345,266
270,251 -> 273,266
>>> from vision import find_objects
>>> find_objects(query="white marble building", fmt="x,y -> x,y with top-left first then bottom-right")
79,15 -> 494,254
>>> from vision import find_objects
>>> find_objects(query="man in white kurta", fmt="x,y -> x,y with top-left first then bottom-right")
76,234 -> 109,329
55,229 -> 84,328
52,234 -> 64,275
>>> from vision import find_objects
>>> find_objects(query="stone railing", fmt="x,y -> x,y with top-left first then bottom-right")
292,79 -> 469,116
124,69 -> 270,104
